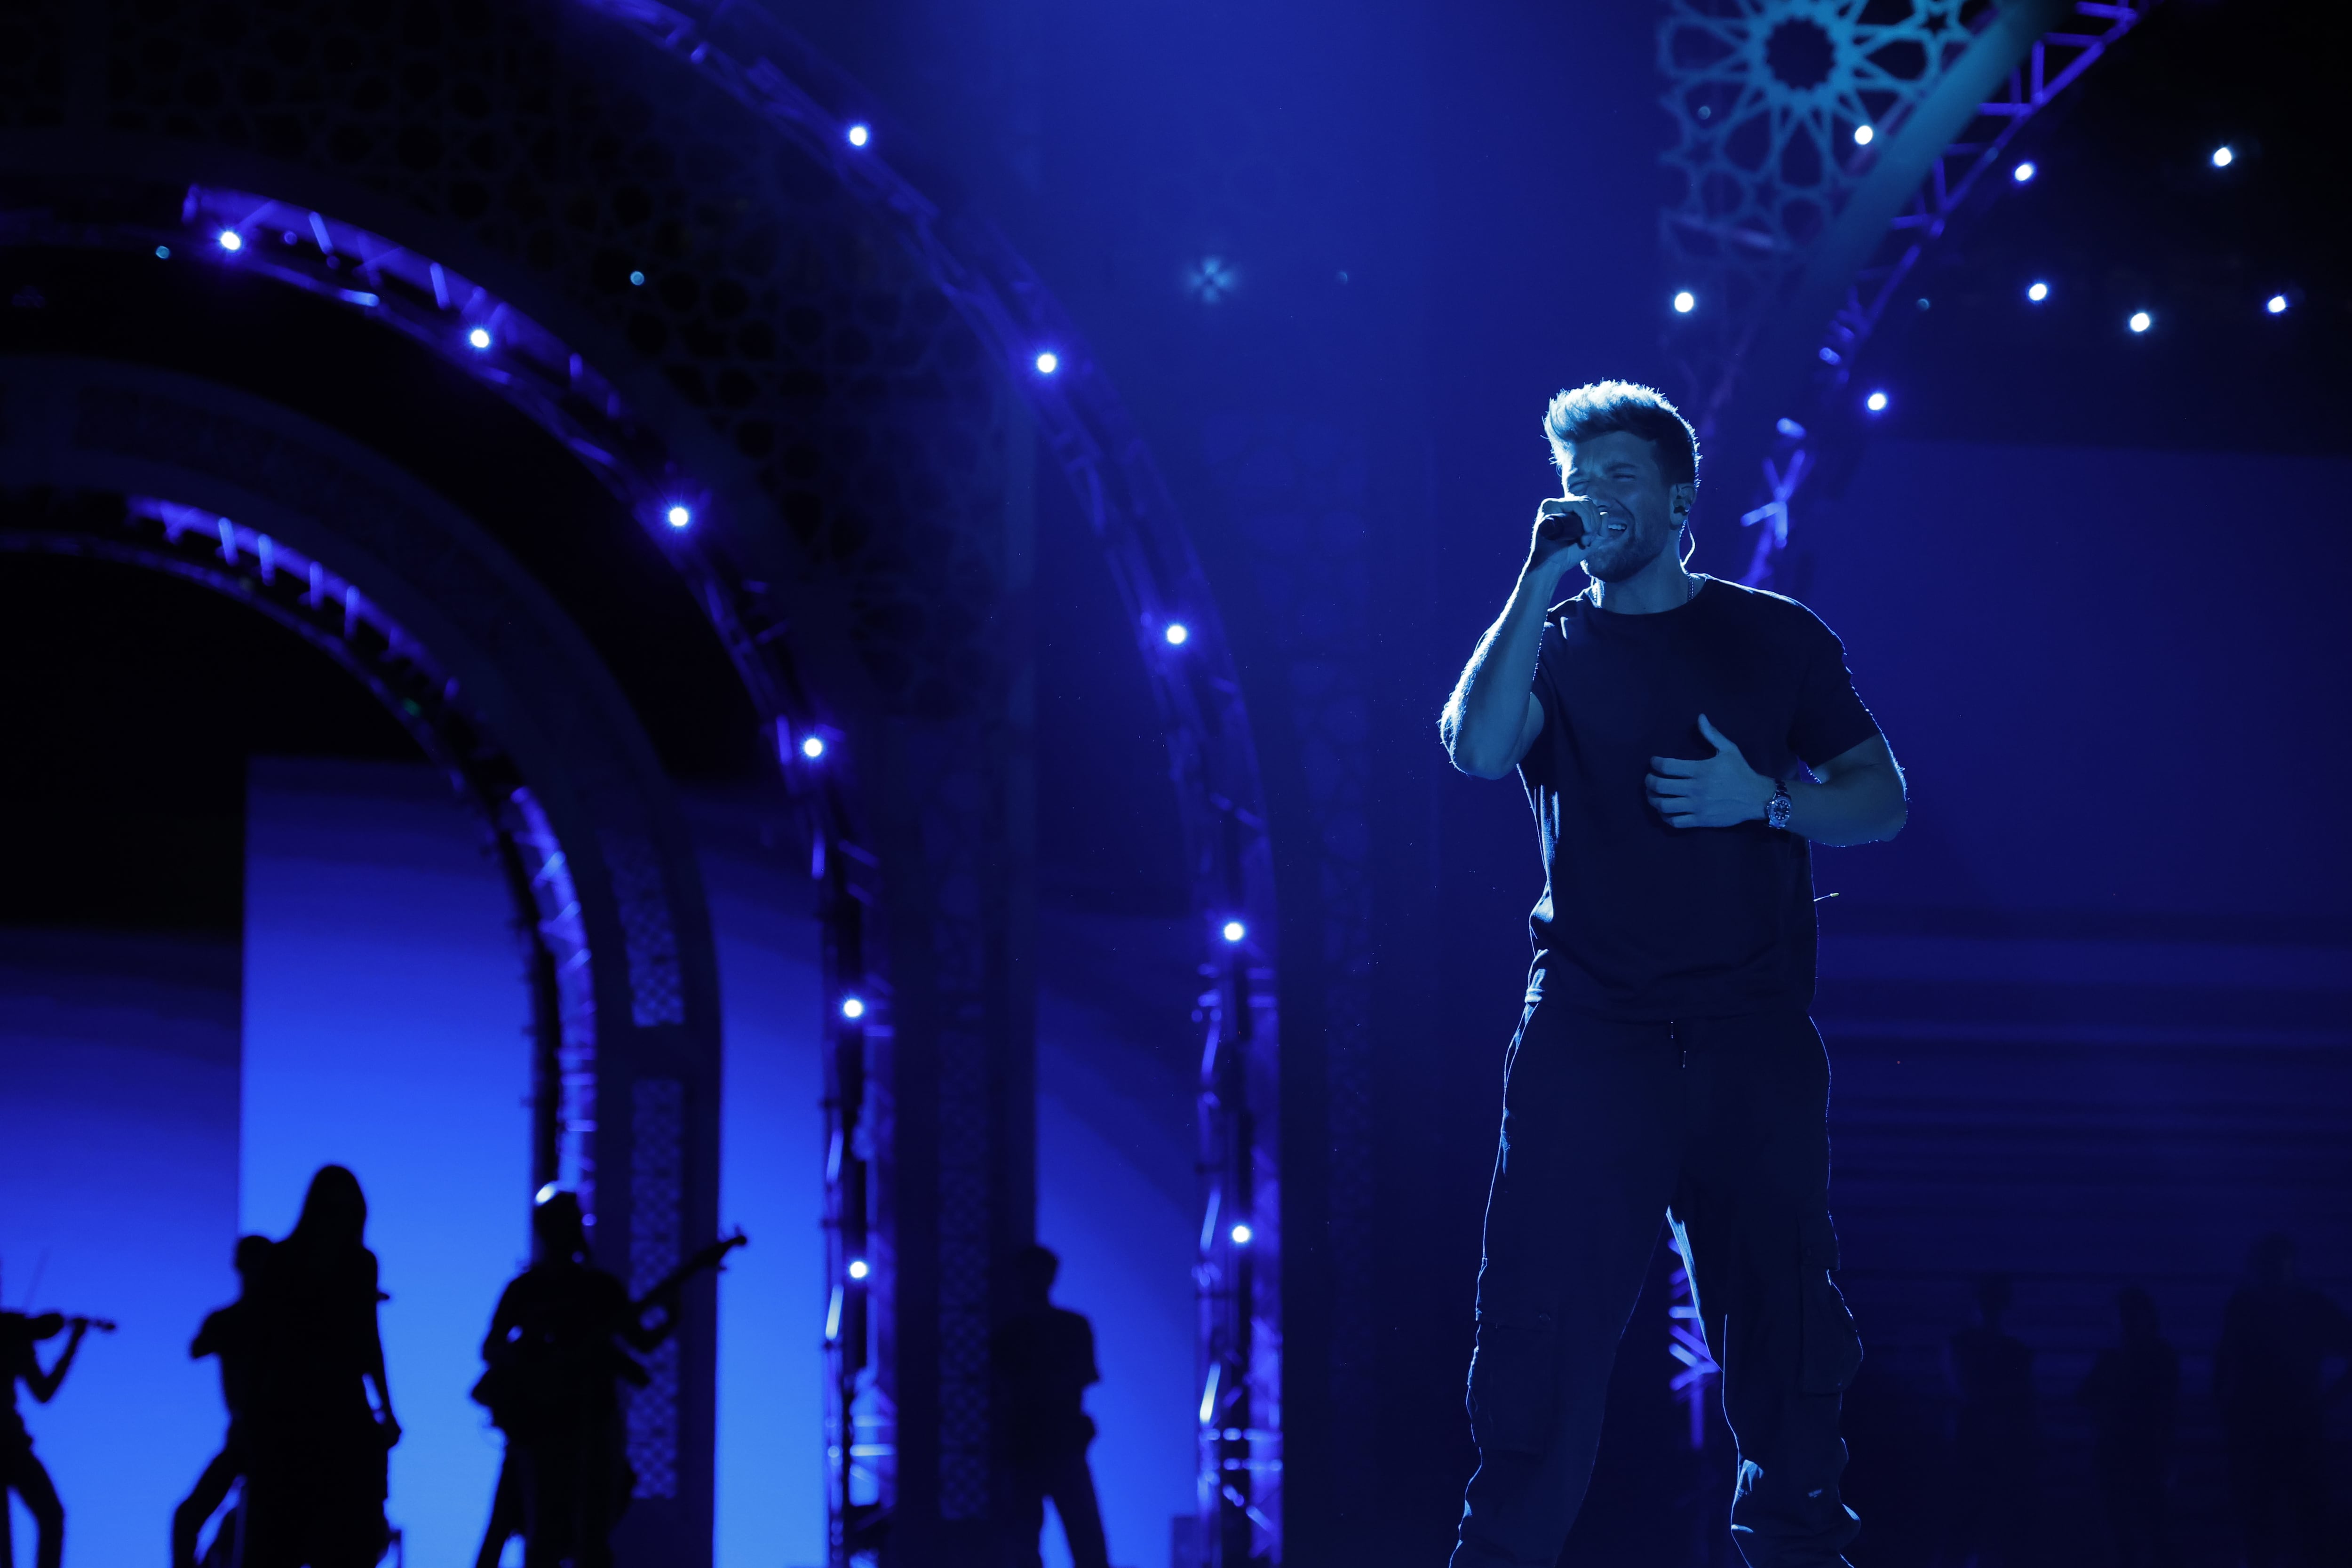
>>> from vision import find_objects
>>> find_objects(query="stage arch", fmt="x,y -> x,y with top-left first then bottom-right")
0,1 -> 1279,1560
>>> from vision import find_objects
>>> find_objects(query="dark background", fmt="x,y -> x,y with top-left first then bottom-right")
4,0 -> 2346,1562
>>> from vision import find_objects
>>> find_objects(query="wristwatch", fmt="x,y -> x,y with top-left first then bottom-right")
1765,780 -> 1794,831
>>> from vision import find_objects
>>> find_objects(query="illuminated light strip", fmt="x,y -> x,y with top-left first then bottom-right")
122,497 -> 604,1220
560,6 -> 1284,1558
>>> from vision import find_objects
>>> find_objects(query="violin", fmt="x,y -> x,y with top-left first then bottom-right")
12,1313 -> 117,1337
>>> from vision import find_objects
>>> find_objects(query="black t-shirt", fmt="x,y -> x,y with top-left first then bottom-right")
1518,577 -> 1880,1019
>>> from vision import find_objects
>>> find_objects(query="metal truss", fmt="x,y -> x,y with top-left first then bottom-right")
1662,0 -> 1988,422
0,490 -> 598,1207
7,1 -> 1274,1552
581,6 -> 1288,1560
1660,0 -> 2153,584
1822,2 -> 2156,393
1664,1230 -> 1720,1451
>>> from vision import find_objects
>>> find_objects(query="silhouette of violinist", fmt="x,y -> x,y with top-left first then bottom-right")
472,1188 -> 744,1568
175,1234 -> 274,1568
1,1264 -> 108,1568
241,1165 -> 401,1568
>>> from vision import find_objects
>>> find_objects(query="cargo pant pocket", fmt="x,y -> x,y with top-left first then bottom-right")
1466,1315 -> 1558,1455
1797,1209 -> 1863,1396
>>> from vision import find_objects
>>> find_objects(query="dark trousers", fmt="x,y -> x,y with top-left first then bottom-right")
0,1440 -> 65,1568
1011,1447 -> 1109,1568
1452,1003 -> 1864,1568
174,1439 -> 245,1568
2094,1450 -> 2176,1568
2227,1419 -> 2330,1568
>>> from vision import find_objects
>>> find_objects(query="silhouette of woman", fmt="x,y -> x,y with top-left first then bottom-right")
241,1165 -> 401,1568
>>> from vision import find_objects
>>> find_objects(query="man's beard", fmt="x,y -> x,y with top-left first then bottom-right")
1582,525 -> 1671,584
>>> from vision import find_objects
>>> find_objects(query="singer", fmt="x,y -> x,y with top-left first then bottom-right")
1438,382 -> 1907,1567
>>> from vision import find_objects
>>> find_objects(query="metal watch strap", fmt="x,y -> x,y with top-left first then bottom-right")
1766,780 -> 1793,831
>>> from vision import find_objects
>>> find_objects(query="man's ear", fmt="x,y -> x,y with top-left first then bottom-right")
1670,482 -> 1695,521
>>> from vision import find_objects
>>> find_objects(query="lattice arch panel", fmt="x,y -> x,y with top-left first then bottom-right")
1659,0 -> 2153,583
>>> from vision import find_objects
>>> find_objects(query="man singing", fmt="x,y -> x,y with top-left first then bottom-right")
1438,382 -> 1906,1567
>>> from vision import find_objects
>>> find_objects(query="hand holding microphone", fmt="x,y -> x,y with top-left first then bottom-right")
1527,495 -> 1601,582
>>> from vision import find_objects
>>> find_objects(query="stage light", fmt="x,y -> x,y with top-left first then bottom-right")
1864,390 -> 1889,414
847,123 -> 871,148
1853,123 -> 1874,146
155,245 -> 171,259
1033,350 -> 1059,374
1185,255 -> 1238,304
1775,417 -> 1807,439
628,270 -> 645,287
1163,622 -> 1190,646
1230,1223 -> 1254,1246
2026,280 -> 2049,303
848,1258 -> 870,1280
1672,290 -> 1696,314
800,734 -> 827,760
840,995 -> 866,1020
467,326 -> 493,350
535,1182 -> 560,1205
2266,294 -> 2289,315
2210,144 -> 2233,168
2128,310 -> 2152,334
665,503 -> 692,529
1221,920 -> 1247,944
217,230 -> 243,252
2012,161 -> 2036,183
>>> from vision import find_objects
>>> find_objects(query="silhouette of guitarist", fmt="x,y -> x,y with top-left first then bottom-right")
472,1188 -> 744,1568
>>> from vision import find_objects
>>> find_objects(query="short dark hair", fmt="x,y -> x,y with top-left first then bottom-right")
1543,381 -> 1700,493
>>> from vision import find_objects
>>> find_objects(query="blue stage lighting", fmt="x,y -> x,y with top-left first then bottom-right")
155,245 -> 171,259
2266,294 -> 2289,315
2012,161 -> 2036,183
2128,310 -> 2153,334
1853,123 -> 1875,146
1230,1223 -> 1254,1246
1672,290 -> 1696,314
665,503 -> 692,529
217,230 -> 243,252
1864,390 -> 1889,414
1033,350 -> 1059,374
840,995 -> 866,1020
848,1258 -> 870,1280
2026,280 -> 2049,302
800,734 -> 827,760
2210,144 -> 2233,168
1163,622 -> 1190,646
1185,255 -> 1238,304
535,1182 -> 560,1205
467,326 -> 493,350
628,270 -> 645,287
1221,920 -> 1247,944
847,123 -> 871,148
